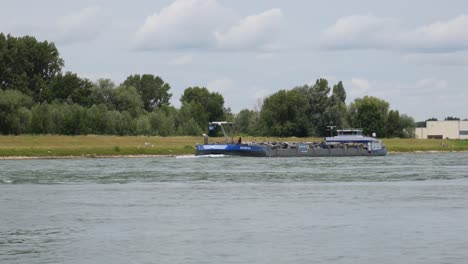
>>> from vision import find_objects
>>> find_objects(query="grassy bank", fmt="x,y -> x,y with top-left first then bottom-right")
382,138 -> 468,152
0,135 -> 200,157
1,135 -> 468,158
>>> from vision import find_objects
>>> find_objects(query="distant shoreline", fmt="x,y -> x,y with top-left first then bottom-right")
1,135 -> 467,160
0,154 -> 180,160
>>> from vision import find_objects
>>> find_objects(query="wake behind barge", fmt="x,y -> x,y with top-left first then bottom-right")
195,122 -> 387,157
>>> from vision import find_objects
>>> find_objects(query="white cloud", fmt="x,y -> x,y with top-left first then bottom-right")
415,78 -> 448,90
321,15 -> 397,50
135,0 -> 234,50
214,8 -> 284,51
168,55 -> 194,66
134,0 -> 285,51
348,78 -> 371,98
0,6 -> 104,45
404,15 -> 468,52
410,78 -> 449,96
321,14 -> 468,53
54,6 -> 104,44
404,51 -> 468,65
206,78 -> 233,93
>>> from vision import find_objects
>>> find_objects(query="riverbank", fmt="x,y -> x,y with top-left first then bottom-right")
1,135 -> 468,159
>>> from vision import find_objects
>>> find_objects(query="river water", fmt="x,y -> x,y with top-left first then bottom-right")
1,153 -> 468,264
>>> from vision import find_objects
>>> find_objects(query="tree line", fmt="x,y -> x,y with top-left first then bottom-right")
1,33 -> 415,137
235,79 -> 415,138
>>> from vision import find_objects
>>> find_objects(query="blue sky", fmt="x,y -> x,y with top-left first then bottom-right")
2,0 -> 468,120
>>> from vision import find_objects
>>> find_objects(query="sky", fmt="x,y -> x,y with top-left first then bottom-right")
1,0 -> 468,121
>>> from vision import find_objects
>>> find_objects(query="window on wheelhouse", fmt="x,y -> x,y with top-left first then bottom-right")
337,129 -> 363,136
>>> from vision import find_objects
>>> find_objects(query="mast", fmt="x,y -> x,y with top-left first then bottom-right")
209,121 -> 233,143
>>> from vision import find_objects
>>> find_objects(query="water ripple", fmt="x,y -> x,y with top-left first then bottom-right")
0,153 -> 467,184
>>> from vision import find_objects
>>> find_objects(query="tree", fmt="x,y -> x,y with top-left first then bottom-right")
445,116 -> 460,121
291,79 -> 346,136
180,87 -> 226,130
0,34 -> 63,100
42,72 -> 94,106
386,110 -> 401,137
259,89 -> 309,137
122,74 -> 171,111
0,90 -> 33,134
235,109 -> 259,135
89,79 -> 117,109
398,114 -> 416,138
332,81 -> 346,103
348,96 -> 389,137
84,104 -> 109,134
325,81 -> 348,132
113,85 -> 144,117
135,115 -> 152,135
148,106 -> 177,136
176,102 -> 205,135
31,103 -> 54,134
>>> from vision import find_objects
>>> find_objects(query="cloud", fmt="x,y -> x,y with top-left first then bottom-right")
321,14 -> 468,53
347,78 -> 371,98
0,6 -> 104,45
321,15 -> 397,50
168,55 -> 194,66
341,77 -> 463,120
54,6 -> 105,44
134,0 -> 285,51
415,78 -> 448,90
404,15 -> 468,52
207,78 -> 233,92
403,51 -> 468,65
135,0 -> 234,50
214,8 -> 284,51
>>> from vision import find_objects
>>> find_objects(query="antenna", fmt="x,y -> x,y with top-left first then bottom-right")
326,125 -> 336,137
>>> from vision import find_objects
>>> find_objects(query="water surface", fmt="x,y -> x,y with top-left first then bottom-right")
1,153 -> 468,263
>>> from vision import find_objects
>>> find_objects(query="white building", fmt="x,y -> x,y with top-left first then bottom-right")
415,120 -> 468,139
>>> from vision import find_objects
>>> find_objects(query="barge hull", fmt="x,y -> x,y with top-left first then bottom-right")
195,144 -> 386,157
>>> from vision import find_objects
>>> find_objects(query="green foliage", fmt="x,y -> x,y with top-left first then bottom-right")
332,81 -> 346,103
235,109 -> 260,135
348,96 -> 389,137
89,79 -> 117,109
42,72 -> 94,106
259,89 -> 309,137
148,106 -> 177,136
177,117 -> 203,136
386,110 -> 401,137
398,114 -> 416,138
0,89 -> 34,134
1,34 -> 418,138
31,103 -> 54,134
0,33 -> 63,100
113,85 -> 144,117
84,104 -> 109,134
267,79 -> 348,137
122,74 -> 172,111
180,86 -> 226,130
135,115 -> 152,135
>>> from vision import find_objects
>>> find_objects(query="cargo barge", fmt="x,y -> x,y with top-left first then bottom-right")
195,122 -> 387,157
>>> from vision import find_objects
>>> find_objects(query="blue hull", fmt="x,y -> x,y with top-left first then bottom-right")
195,144 -> 387,157
195,144 -> 268,157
